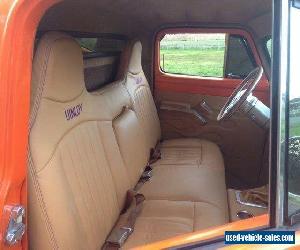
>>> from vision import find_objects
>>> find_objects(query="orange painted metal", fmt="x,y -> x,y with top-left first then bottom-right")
135,214 -> 269,250
0,0 -> 61,249
0,2 -> 296,250
154,28 -> 270,105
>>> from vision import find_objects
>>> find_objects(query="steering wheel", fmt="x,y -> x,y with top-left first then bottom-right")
217,66 -> 264,121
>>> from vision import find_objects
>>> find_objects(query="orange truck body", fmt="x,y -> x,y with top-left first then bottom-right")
0,1 -> 298,249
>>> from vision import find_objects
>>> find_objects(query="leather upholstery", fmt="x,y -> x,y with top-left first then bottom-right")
29,33 -> 229,249
125,42 -> 161,151
139,165 -> 228,214
123,200 -> 227,249
128,41 -> 143,75
157,139 -> 225,169
113,108 -> 148,186
29,32 -> 130,249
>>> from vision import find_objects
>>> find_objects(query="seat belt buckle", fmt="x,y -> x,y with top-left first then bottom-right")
145,164 -> 153,172
106,227 -> 133,247
149,147 -> 161,164
141,169 -> 152,182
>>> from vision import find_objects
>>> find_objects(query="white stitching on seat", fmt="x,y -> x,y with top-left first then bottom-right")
28,152 -> 59,249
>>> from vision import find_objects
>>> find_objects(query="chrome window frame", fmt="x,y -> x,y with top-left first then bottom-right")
271,0 -> 300,228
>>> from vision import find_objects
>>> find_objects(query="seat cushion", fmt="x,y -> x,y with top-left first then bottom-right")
123,200 -> 227,249
139,165 -> 228,213
160,138 -> 204,148
156,139 -> 224,169
138,138 -> 229,230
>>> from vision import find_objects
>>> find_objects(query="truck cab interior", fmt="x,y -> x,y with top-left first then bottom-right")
28,0 -> 272,249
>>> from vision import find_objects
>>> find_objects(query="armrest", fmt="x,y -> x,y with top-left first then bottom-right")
160,101 -> 207,124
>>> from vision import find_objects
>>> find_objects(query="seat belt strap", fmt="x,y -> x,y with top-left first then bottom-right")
140,165 -> 153,180
103,190 -> 145,249
149,141 -> 161,164
134,165 -> 153,191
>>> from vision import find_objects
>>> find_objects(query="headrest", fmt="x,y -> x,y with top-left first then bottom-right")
31,32 -> 84,104
116,41 -> 143,79
128,41 -> 143,75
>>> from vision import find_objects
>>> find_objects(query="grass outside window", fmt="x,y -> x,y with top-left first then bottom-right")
160,33 -> 226,77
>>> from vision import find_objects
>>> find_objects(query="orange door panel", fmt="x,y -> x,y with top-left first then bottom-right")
156,73 -> 269,105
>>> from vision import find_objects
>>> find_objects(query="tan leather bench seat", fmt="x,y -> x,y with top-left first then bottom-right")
94,79 -> 227,211
29,32 -> 228,249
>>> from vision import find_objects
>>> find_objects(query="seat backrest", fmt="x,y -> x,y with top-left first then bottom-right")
123,41 -> 161,151
91,82 -> 149,187
29,32 -> 131,249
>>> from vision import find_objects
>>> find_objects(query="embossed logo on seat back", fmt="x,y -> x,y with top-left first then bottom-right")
135,76 -> 143,85
65,104 -> 83,121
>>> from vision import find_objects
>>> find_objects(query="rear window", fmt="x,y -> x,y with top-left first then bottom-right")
36,32 -> 127,57
75,38 -> 98,52
74,35 -> 127,91
75,36 -> 127,57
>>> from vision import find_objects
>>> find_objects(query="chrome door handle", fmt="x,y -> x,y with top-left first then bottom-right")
200,100 -> 213,114
191,109 -> 207,124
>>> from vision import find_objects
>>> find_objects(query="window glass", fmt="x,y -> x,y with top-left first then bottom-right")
225,35 -> 256,78
160,33 -> 226,77
76,38 -> 98,52
266,38 -> 272,58
160,33 -> 256,79
75,37 -> 126,55
288,5 -> 300,217
96,38 -> 126,52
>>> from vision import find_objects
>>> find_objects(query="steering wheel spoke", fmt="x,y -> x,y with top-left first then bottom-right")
217,67 -> 264,121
